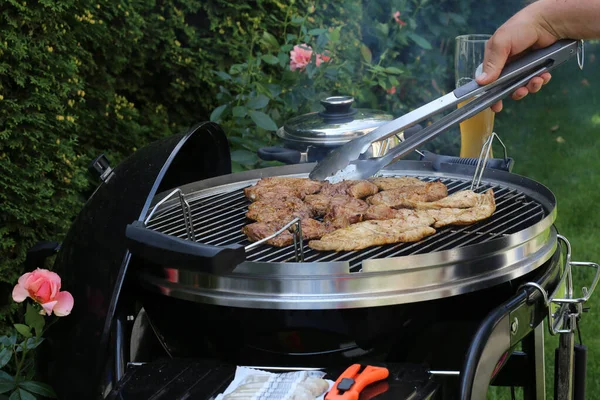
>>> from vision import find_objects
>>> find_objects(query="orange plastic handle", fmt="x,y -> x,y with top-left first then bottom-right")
325,364 -> 390,400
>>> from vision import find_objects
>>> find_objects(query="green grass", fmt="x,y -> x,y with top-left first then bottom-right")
482,44 -> 600,398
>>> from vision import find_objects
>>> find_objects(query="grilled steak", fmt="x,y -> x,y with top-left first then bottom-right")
426,189 -> 496,227
402,189 -> 481,209
244,177 -> 323,202
366,181 -> 448,208
308,219 -> 436,251
369,177 -> 426,191
319,180 -> 379,199
246,196 -> 314,222
243,218 -> 333,247
323,198 -> 369,228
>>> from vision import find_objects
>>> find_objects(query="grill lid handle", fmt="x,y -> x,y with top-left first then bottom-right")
125,221 -> 246,274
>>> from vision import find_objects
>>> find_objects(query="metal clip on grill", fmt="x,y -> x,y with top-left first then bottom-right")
470,132 -> 510,191
245,217 -> 305,262
144,188 -> 196,242
520,235 -> 600,335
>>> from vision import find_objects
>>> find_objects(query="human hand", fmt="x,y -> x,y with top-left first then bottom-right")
475,2 -> 560,112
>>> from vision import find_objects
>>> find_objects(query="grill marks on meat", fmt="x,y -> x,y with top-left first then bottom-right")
319,180 -> 379,199
366,181 -> 448,208
244,177 -> 323,202
242,218 -> 333,247
308,220 -> 436,251
246,196 -> 314,222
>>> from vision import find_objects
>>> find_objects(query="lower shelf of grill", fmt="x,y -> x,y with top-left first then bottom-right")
109,359 -> 439,400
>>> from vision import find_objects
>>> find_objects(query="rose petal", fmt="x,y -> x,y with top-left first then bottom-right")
53,291 -> 74,317
17,272 -> 31,286
12,283 -> 29,303
40,301 -> 58,316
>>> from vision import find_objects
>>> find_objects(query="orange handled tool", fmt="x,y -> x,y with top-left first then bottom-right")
325,364 -> 389,400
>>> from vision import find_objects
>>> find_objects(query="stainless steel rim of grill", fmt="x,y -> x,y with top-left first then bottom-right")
136,161 -> 558,310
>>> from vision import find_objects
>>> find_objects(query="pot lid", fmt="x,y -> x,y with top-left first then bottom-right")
277,96 -> 393,146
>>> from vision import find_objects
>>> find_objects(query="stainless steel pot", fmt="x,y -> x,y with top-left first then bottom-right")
257,96 -> 417,164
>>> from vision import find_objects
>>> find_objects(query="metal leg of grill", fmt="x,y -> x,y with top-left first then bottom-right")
522,322 -> 546,400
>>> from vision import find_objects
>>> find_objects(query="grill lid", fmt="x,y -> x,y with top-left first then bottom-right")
277,96 -> 393,146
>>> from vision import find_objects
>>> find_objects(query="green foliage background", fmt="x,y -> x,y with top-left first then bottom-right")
0,0 -> 523,328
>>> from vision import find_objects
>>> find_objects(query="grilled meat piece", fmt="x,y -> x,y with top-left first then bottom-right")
369,177 -> 426,191
308,219 -> 436,251
401,189 -> 481,209
303,194 -> 336,216
304,194 -> 368,217
426,189 -> 496,227
363,205 -> 436,226
366,181 -> 448,208
323,198 -> 369,228
246,196 -> 314,222
242,218 -> 333,247
244,177 -> 323,202
319,180 -> 379,199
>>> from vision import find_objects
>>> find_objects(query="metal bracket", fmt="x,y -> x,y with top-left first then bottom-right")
520,235 -> 600,335
144,189 -> 196,242
470,132 -> 510,191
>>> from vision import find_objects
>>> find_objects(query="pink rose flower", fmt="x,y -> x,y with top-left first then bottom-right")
290,44 -> 313,71
12,268 -> 74,316
290,44 -> 331,71
393,11 -> 407,27
386,86 -> 397,95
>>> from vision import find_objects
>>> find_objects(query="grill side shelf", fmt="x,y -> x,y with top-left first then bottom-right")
126,221 -> 246,274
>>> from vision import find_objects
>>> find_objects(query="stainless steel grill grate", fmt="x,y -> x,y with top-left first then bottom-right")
145,176 -> 546,271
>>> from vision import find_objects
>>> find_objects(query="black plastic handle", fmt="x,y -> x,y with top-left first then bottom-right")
257,147 -> 303,164
400,124 -> 423,140
126,221 -> 246,274
25,241 -> 61,272
420,150 -> 513,172
453,39 -> 578,99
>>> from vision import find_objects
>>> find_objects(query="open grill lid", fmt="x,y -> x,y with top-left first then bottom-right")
127,161 -> 558,310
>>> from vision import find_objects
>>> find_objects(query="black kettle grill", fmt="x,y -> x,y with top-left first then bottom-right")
33,122 -> 597,400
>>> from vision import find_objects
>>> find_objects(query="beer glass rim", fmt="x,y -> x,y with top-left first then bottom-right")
455,34 -> 492,42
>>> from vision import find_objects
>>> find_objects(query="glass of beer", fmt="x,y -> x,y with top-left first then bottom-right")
455,34 -> 495,158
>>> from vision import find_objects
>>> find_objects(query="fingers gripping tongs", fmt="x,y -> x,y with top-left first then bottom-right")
309,39 -> 584,182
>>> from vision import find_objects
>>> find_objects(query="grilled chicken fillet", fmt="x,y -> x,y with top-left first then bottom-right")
308,219 -> 436,251
366,181 -> 448,208
400,189 -> 481,209
426,189 -> 496,227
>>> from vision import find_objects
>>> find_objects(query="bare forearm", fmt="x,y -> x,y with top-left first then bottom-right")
531,0 -> 600,40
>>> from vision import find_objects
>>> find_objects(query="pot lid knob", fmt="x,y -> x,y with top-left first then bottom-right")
319,96 -> 357,121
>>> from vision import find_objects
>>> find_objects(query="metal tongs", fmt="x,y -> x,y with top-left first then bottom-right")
309,39 -> 584,182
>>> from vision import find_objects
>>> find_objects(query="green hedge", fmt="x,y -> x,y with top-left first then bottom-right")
0,0 -> 522,328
